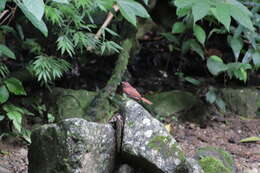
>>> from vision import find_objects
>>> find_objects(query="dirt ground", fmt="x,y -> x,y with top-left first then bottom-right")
0,116 -> 259,173
172,116 -> 260,173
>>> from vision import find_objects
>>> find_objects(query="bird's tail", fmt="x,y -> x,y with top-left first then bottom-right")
141,97 -> 153,105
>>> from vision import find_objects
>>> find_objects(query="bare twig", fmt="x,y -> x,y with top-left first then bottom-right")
7,6 -> 17,25
0,12 -> 12,26
0,10 -> 9,21
87,5 -> 120,51
94,5 -> 119,39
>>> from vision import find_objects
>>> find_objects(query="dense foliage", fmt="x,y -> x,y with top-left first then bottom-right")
0,0 -> 259,141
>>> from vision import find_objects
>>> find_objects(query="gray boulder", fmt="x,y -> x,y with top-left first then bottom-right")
28,118 -> 116,173
219,88 -> 260,117
115,164 -> 135,173
120,100 -> 203,173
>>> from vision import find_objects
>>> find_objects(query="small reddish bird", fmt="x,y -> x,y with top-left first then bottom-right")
122,81 -> 153,105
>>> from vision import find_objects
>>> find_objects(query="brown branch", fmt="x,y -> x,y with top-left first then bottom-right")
87,5 -> 120,51
0,10 -> 9,22
0,12 -> 12,26
94,5 -> 119,39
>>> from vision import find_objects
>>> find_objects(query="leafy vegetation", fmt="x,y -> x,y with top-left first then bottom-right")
0,0 -> 259,142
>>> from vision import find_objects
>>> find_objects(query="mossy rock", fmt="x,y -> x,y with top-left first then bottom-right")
219,88 -> 260,117
199,157 -> 231,173
195,146 -> 236,173
147,90 -> 200,116
48,88 -> 97,121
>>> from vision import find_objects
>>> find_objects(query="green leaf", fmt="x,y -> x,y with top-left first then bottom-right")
0,0 -> 6,12
161,33 -> 180,45
15,1 -> 48,37
175,0 -> 195,8
192,1 -> 210,23
0,85 -> 9,104
0,115 -> 4,121
21,128 -> 31,143
252,50 -> 260,67
172,22 -> 186,34
0,44 -> 16,59
239,136 -> 260,143
6,111 -> 22,133
52,0 -> 69,4
117,0 -> 150,26
143,0 -> 148,5
226,0 -> 252,16
4,78 -> 26,95
190,40 -> 204,59
211,3 -> 231,31
206,90 -> 217,104
184,77 -> 201,86
207,56 -> 227,76
176,8 -> 190,17
3,104 -> 33,115
193,24 -> 206,45
215,98 -> 226,112
229,5 -> 254,31
242,48 -> 253,64
228,36 -> 243,61
23,0 -> 45,20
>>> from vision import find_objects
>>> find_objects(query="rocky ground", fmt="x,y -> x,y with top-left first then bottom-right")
0,116 -> 259,173
172,116 -> 260,173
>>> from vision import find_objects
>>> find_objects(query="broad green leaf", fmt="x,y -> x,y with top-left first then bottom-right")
143,0 -> 148,5
23,0 -> 45,20
211,3 -> 231,31
6,111 -> 22,133
242,48 -> 253,63
0,85 -> 9,104
207,56 -> 227,76
228,36 -> 243,61
0,44 -> 16,59
0,0 -> 6,12
172,22 -> 186,34
160,33 -> 179,45
117,0 -> 150,26
52,0 -> 69,4
176,8 -> 190,17
184,77 -> 201,86
190,40 -> 204,59
216,98 -> 226,112
0,115 -> 4,121
3,104 -> 33,115
206,90 -> 216,104
234,68 -> 247,82
229,5 -> 254,31
239,136 -> 260,143
4,77 -> 26,95
175,0 -> 195,8
21,128 -> 31,143
226,0 -> 252,16
16,1 -> 48,37
192,1 -> 210,23
100,0 -> 114,8
193,24 -> 206,45
252,50 -> 260,67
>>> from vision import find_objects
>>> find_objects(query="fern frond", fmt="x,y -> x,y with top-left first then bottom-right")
31,56 -> 71,84
0,63 -> 9,78
74,0 -> 93,9
45,5 -> 63,25
100,41 -> 122,55
23,39 -> 43,54
57,36 -> 75,57
73,32 -> 99,50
